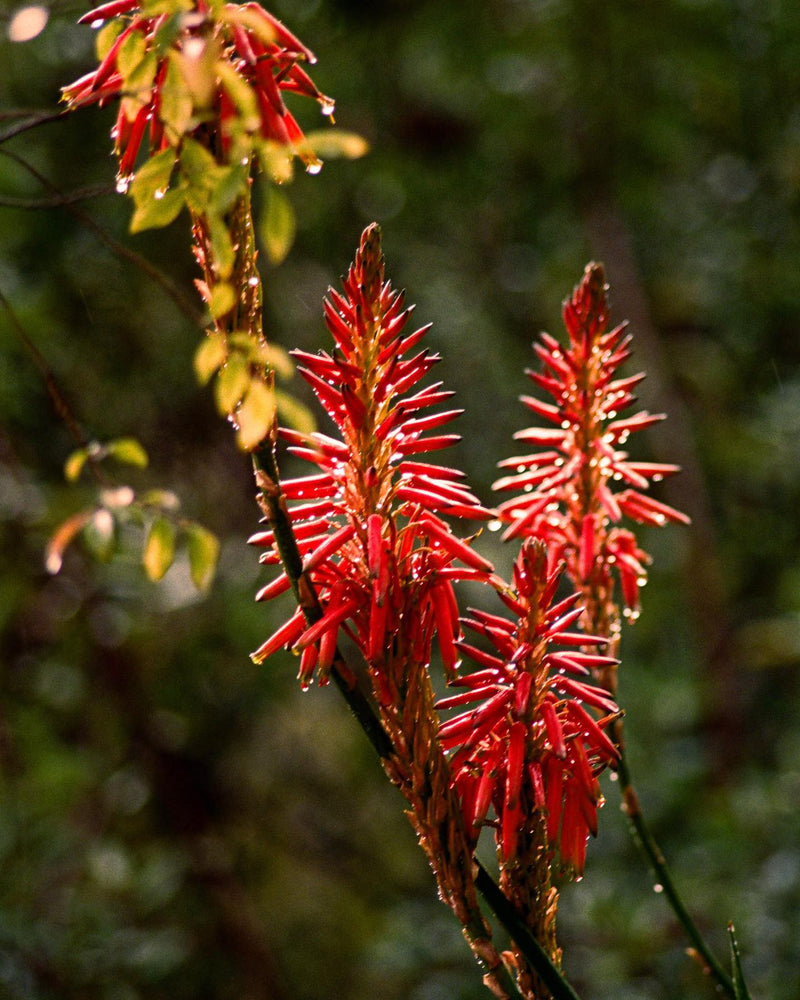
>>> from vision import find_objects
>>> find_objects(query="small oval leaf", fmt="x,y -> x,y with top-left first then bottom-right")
258,185 -> 296,266
186,523 -> 220,591
143,515 -> 177,582
107,437 -> 149,469
236,379 -> 276,451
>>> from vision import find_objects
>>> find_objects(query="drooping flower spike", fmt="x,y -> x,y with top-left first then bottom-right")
494,263 -> 689,658
439,540 -> 620,876
62,0 -> 334,186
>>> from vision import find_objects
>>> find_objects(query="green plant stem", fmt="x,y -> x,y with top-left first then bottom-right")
251,442 -> 584,1000
615,741 -> 735,998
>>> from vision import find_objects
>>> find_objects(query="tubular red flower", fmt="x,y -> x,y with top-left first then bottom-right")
62,0 -> 334,181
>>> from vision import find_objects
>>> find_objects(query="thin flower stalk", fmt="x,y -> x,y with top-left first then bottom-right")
250,224 -> 515,997
440,540 -> 619,998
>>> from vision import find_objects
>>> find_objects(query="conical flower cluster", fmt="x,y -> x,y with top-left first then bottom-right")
440,540 -> 619,877
62,0 -> 333,184
494,263 -> 689,668
250,224 -> 495,691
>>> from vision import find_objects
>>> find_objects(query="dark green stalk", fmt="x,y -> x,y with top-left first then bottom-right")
615,740 -> 735,998
251,442 -> 585,1000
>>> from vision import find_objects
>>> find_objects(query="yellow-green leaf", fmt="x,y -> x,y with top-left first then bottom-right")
64,447 -> 90,483
236,379 -> 276,451
143,515 -> 177,582
130,147 -> 178,204
96,19 -> 124,61
209,281 -> 236,320
194,331 -> 228,385
106,438 -> 148,469
206,211 -> 235,279
275,388 -> 316,434
117,29 -> 148,82
214,351 -> 249,414
159,54 -> 195,137
130,185 -> 186,233
186,523 -> 219,591
258,185 -> 295,266
302,130 -> 370,160
215,61 -> 261,134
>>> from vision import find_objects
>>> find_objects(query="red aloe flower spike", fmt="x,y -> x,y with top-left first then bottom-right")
440,539 -> 620,994
495,263 -> 690,679
251,225 -> 508,990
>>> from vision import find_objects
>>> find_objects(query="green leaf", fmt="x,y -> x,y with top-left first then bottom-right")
130,185 -> 186,233
142,0 -> 194,15
130,147 -> 177,204
96,19 -> 124,61
107,437 -> 149,469
143,515 -> 177,582
117,29 -> 148,82
209,161 -> 250,216
194,331 -> 228,385
209,282 -> 237,320
206,211 -> 235,279
258,185 -> 296,266
255,140 -> 294,184
215,61 -> 261,134
236,379 -> 276,451
140,489 -> 181,511
159,54 -> 195,137
301,130 -> 370,160
214,351 -> 249,414
256,342 -> 294,380
186,523 -> 220,591
728,924 -> 752,1000
180,137 -> 217,186
275,388 -> 316,434
126,48 -> 158,98
64,446 -> 90,483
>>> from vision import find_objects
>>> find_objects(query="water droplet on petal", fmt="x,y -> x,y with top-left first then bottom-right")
116,175 -> 131,194
320,98 -> 335,116
305,160 -> 323,175
488,519 -> 503,533
154,188 -> 166,200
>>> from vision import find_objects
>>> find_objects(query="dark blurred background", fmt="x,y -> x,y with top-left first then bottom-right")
1,1 -> 800,998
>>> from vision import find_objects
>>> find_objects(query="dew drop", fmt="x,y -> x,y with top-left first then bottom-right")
320,98 -> 336,116
90,17 -> 104,28
248,276 -> 259,287
154,188 -> 166,201
652,474 -> 663,482
488,519 -> 503,532
653,883 -> 664,894
305,160 -> 323,175
609,770 -> 619,782
116,175 -> 131,194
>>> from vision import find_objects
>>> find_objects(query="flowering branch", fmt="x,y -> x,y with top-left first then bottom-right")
496,263 -> 741,998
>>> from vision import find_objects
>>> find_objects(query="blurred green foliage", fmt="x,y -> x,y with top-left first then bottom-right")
1,0 -> 800,998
